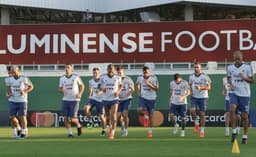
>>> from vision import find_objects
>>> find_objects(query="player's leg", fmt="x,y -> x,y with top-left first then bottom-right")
229,93 -> 238,143
70,101 -> 82,136
62,101 -> 74,137
122,99 -> 131,136
84,101 -> 93,128
236,111 -> 241,134
104,104 -> 111,128
180,104 -> 187,137
190,97 -> 199,133
117,101 -> 124,135
10,116 -> 21,137
146,99 -> 156,138
109,101 -> 118,139
137,97 -> 148,127
199,98 -> 207,138
241,112 -> 249,144
224,100 -> 230,136
169,104 -> 178,134
239,96 -> 250,144
96,101 -> 106,136
122,110 -> 129,136
18,102 -> 28,139
8,101 -> 21,137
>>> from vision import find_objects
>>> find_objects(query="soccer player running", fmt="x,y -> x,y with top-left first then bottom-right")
227,51 -> 254,144
59,64 -> 85,137
136,66 -> 159,138
84,67 -> 107,136
189,62 -> 211,138
6,65 -> 33,139
117,66 -> 134,137
99,64 -> 122,139
5,66 -> 22,137
169,73 -> 190,137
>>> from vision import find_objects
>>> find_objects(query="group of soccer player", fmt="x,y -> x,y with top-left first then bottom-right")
58,63 -> 158,139
170,50 -> 253,144
4,50 -> 253,144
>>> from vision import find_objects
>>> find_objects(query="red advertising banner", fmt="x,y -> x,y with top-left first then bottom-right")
0,20 -> 256,64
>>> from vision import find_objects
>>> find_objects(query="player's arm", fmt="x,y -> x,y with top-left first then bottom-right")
6,86 -> 12,97
136,81 -> 141,97
144,77 -> 159,91
179,86 -> 191,102
22,78 -> 34,95
198,76 -> 211,91
88,86 -> 93,98
239,73 -> 254,83
58,78 -> 64,93
198,83 -> 211,91
22,84 -> 34,95
222,85 -> 227,97
77,81 -> 85,99
169,88 -> 173,102
128,78 -> 135,95
115,80 -> 123,97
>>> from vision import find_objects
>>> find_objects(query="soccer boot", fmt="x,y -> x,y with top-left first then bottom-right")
77,126 -> 82,136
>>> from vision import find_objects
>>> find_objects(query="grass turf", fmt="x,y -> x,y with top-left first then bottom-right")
0,127 -> 255,157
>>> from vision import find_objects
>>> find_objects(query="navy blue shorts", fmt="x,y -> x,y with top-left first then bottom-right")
86,99 -> 104,115
118,99 -> 132,112
169,103 -> 187,118
137,97 -> 156,114
62,100 -> 79,118
229,93 -> 250,113
190,97 -> 208,112
102,100 -> 119,108
8,101 -> 27,116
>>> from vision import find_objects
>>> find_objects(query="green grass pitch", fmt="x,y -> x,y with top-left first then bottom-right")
0,127 -> 255,157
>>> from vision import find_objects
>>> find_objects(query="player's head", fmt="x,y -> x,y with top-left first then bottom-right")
194,61 -> 202,74
65,64 -> 73,76
174,73 -> 181,83
143,66 -> 150,78
117,66 -> 125,77
11,65 -> 21,78
107,64 -> 115,77
233,51 -> 243,65
92,67 -> 100,79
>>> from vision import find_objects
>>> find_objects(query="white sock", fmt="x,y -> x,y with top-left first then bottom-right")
232,128 -> 237,134
67,128 -> 73,135
195,120 -> 199,125
200,127 -> 205,132
25,128 -> 28,135
17,126 -> 21,130
77,124 -> 81,128
21,129 -> 26,134
13,128 -> 17,136
242,134 -> 247,139
112,129 -> 115,135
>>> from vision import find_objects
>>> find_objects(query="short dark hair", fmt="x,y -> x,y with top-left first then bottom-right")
93,67 -> 99,71
107,64 -> 115,70
143,66 -> 150,72
174,73 -> 181,80
117,66 -> 124,71
6,66 -> 11,72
